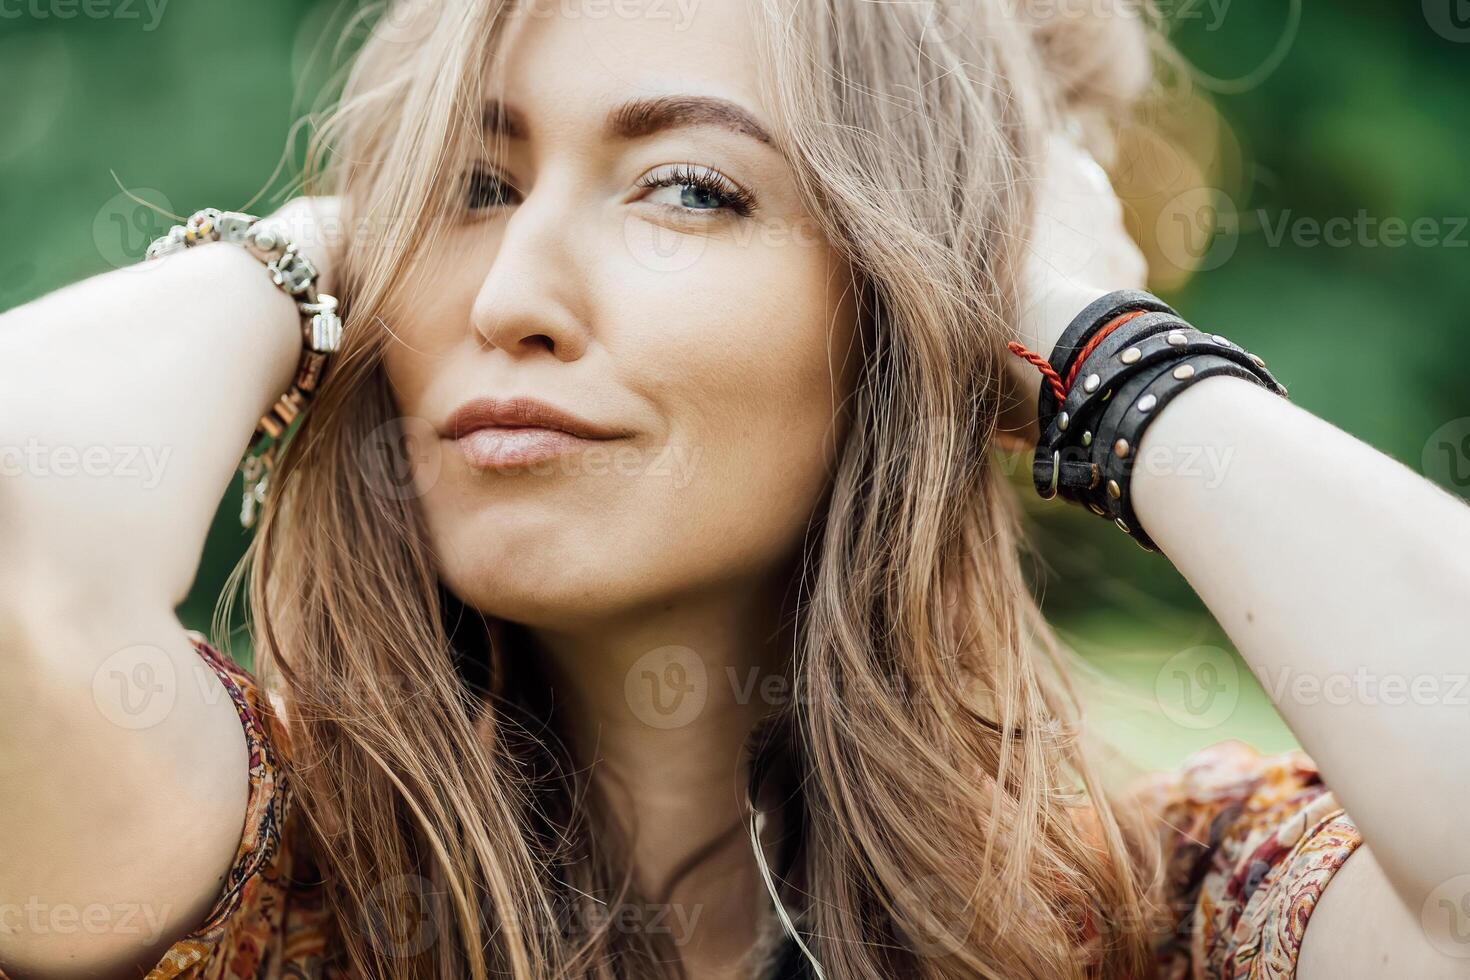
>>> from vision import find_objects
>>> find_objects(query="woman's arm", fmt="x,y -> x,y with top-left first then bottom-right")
0,230 -> 308,607
1129,367 -> 1470,939
1012,137 -> 1470,972
0,202 -> 330,975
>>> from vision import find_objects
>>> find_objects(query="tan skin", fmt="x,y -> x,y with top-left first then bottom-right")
2,0 -> 1469,976
379,6 -> 860,974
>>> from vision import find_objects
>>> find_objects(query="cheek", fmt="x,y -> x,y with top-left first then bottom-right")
617,234 -> 857,568
376,301 -> 456,421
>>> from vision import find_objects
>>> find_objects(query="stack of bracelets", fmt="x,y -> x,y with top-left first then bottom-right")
1008,289 -> 1289,552
144,208 -> 343,528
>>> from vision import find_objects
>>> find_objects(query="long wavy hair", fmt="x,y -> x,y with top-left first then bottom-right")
218,0 -> 1174,976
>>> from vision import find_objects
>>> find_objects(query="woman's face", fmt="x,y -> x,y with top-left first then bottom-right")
382,0 -> 860,629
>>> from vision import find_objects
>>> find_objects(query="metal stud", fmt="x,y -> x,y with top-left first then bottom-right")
1115,517 -> 1130,533
1106,479 -> 1121,499
1167,331 -> 1187,346
1089,503 -> 1107,517
1058,411 -> 1070,432
1113,438 -> 1130,458
1248,352 -> 1266,367
1081,430 -> 1092,447
1121,347 -> 1141,365
1136,394 -> 1157,413
1082,373 -> 1101,393
1172,363 -> 1195,380
1211,334 -> 1230,346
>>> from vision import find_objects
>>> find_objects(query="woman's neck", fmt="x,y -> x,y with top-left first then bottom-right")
512,574 -> 800,976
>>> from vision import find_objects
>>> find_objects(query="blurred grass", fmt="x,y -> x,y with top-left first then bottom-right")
2,0 -> 1466,770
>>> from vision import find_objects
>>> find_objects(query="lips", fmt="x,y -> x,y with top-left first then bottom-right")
442,395 -> 627,441
440,396 -> 629,471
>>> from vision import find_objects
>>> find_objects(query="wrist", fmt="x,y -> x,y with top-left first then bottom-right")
145,207 -> 343,528
178,241 -> 304,384
259,197 -> 344,299
1001,282 -> 1111,448
1018,281 -> 1111,355
1015,289 -> 1287,552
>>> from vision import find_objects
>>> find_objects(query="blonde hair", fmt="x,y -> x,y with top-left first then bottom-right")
221,0 -> 1173,976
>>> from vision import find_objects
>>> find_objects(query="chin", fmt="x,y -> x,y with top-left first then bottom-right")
430,519 -> 648,630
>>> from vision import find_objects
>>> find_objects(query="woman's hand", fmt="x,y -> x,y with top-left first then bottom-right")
258,195 -> 346,299
998,134 -> 1148,449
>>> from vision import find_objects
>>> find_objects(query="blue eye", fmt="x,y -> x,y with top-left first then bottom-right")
636,164 -> 757,217
460,163 -> 757,218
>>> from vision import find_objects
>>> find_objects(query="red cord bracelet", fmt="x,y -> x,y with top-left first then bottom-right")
1007,309 -> 1149,406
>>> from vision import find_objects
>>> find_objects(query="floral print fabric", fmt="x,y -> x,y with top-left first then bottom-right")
1136,739 -> 1364,978
0,633 -> 1363,979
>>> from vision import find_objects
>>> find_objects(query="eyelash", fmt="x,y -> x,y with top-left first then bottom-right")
634,163 -> 757,218
461,163 -> 757,217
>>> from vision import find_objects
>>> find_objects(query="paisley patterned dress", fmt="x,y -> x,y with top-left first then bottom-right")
1,631 -> 1363,979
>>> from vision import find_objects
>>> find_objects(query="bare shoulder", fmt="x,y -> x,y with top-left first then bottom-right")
1299,844 -> 1470,980
0,598 -> 257,976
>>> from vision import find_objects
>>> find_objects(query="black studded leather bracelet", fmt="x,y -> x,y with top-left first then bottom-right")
1009,289 -> 1289,551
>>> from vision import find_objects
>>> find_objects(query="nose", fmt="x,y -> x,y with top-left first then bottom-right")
469,188 -> 591,362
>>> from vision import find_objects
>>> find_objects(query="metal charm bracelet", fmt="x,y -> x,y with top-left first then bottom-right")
145,208 -> 344,528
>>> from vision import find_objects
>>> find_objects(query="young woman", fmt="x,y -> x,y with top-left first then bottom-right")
2,0 -> 1467,977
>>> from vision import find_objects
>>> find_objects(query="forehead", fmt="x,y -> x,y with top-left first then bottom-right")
487,0 -> 769,136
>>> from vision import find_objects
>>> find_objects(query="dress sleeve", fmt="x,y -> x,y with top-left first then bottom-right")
141,630 -> 294,978
1133,739 -> 1364,980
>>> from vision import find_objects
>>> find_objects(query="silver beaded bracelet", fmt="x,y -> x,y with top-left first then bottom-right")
146,208 -> 344,527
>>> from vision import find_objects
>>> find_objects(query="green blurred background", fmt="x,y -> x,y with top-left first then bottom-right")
2,0 -> 1466,771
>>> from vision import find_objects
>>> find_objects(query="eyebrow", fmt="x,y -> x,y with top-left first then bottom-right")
482,94 -> 776,149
